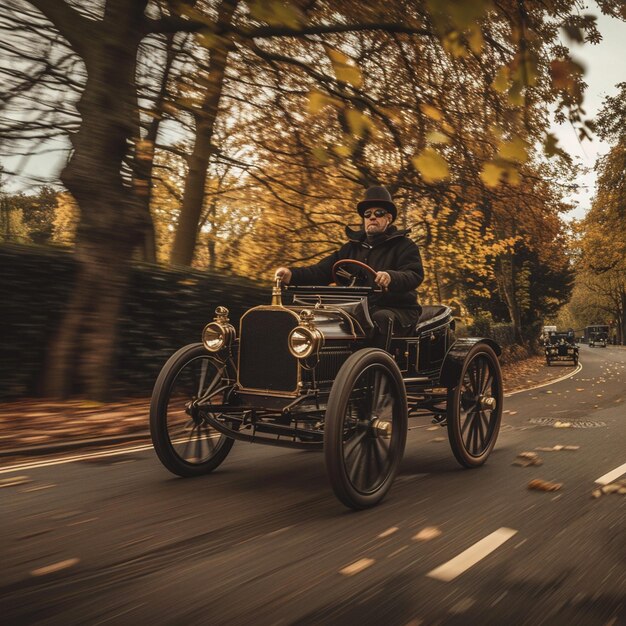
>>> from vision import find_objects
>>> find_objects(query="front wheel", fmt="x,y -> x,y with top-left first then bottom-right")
446,343 -> 503,468
150,343 -> 234,477
324,349 -> 408,510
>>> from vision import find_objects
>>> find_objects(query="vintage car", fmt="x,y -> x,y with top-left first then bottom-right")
588,332 -> 608,348
544,332 -> 579,366
150,261 -> 503,510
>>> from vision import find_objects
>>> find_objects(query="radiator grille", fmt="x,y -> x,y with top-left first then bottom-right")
315,349 -> 352,384
238,308 -> 299,393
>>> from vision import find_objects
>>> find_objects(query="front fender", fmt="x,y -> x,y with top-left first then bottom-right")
439,337 -> 502,389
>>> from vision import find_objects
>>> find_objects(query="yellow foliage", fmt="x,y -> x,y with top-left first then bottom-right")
426,130 -> 450,145
498,137 -> 529,163
480,162 -> 504,187
308,89 -> 327,113
248,0 -> 304,28
419,103 -> 443,121
492,66 -> 510,93
345,108 -> 367,137
467,24 -> 484,54
333,144 -> 352,157
327,48 -> 362,87
412,148 -> 450,183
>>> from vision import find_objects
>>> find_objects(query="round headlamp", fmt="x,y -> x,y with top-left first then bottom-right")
288,326 -> 322,359
202,321 -> 235,352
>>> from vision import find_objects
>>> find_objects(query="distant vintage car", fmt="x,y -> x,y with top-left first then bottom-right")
150,261 -> 503,510
544,332 -> 579,366
588,332 -> 608,348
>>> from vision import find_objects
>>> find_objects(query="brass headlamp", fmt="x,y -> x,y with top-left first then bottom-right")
202,306 -> 236,352
288,310 -> 323,359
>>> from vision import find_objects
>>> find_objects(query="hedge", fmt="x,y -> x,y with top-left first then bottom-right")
0,244 -> 266,398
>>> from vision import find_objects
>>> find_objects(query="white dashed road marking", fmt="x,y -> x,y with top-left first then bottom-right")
427,527 -> 518,582
595,462 -> 626,486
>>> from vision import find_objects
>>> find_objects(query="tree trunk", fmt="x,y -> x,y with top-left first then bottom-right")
169,0 -> 238,266
495,256 -> 524,344
43,1 -> 148,400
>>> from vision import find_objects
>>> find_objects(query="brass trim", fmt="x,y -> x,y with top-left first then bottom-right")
286,304 -> 358,339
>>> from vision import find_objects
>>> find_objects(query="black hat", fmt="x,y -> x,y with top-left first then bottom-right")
356,185 -> 397,221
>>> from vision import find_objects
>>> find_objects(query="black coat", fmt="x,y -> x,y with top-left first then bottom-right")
290,225 -> 424,309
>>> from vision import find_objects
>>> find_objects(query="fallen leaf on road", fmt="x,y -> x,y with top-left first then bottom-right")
513,452 -> 542,467
509,411 -> 518,415
430,437 -> 446,442
413,526 -> 442,541
553,421 -> 572,428
576,388 -> 584,392
339,558 -> 375,576
528,479 -> 562,492
546,390 -> 553,394
563,445 -> 580,451
426,426 -> 439,431
31,558 -> 80,576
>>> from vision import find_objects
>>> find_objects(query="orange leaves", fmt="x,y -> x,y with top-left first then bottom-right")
550,58 -> 585,93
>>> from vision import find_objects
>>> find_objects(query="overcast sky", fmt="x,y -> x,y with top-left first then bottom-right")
552,11 -> 626,221
4,8 -> 626,223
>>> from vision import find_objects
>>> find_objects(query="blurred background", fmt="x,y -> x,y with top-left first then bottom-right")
1,0 -> 625,401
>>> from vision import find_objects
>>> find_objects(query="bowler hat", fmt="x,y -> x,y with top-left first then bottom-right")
356,185 -> 397,221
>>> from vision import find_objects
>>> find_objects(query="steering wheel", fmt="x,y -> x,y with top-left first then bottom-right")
332,259 -> 378,287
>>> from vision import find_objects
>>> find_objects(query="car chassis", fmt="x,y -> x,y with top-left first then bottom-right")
151,265 -> 503,510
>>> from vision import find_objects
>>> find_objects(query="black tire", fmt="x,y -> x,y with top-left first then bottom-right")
446,343 -> 503,468
324,348 -> 407,510
546,357 -> 551,366
150,343 -> 234,477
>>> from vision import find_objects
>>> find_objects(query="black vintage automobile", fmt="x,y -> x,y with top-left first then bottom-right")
544,332 -> 579,366
150,261 -> 503,510
588,332 -> 608,348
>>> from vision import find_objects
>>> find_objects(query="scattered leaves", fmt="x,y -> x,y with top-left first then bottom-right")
528,479 -> 562,492
413,526 -> 442,541
513,451 -> 542,467
340,558 -> 375,576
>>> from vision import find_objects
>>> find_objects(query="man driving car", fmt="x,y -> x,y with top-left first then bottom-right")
274,185 -> 424,349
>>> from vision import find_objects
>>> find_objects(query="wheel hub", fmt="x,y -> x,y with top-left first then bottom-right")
371,418 -> 392,438
477,395 -> 496,410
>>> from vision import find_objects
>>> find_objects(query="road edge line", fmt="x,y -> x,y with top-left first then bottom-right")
504,362 -> 582,397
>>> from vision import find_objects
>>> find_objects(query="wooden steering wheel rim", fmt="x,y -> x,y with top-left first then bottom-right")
331,259 -> 377,286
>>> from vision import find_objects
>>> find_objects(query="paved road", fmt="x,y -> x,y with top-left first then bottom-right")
2,346 -> 625,625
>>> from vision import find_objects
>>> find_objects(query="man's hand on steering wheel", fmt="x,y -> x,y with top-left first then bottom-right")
374,271 -> 391,290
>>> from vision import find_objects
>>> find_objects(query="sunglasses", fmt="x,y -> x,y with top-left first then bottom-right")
363,208 -> 388,219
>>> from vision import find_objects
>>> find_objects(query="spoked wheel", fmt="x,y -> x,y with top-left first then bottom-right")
325,348 -> 407,510
150,343 -> 234,477
446,343 -> 503,468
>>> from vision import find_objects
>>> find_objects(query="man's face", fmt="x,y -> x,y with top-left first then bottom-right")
363,207 -> 392,234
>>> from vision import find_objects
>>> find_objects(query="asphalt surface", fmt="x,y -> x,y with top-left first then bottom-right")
1,345 -> 625,625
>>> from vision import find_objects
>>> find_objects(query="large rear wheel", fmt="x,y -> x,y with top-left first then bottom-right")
446,343 -> 503,468
150,343 -> 234,477
324,348 -> 407,510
